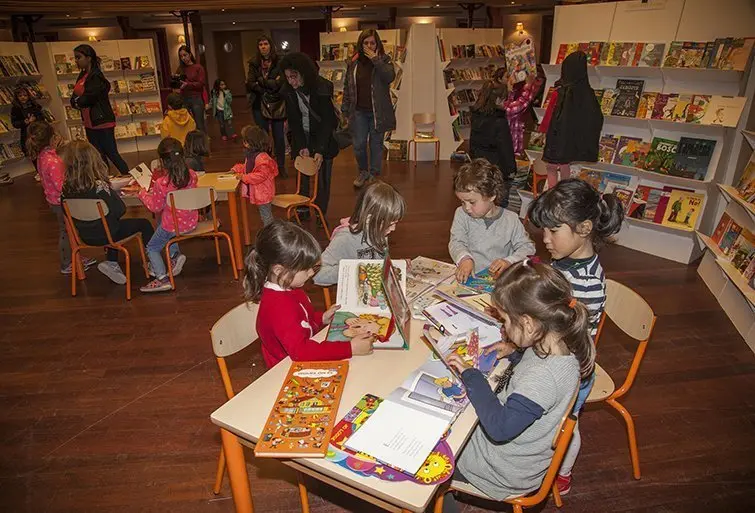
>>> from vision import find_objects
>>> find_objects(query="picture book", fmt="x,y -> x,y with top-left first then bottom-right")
594,89 -> 605,104
631,43 -> 644,66
578,42 -> 590,54
598,134 -> 619,163
661,94 -> 678,121
600,89 -> 617,116
128,162 -> 152,190
730,230 -> 755,273
505,38 -> 537,80
701,96 -> 747,127
599,42 -> 611,65
382,253 -> 412,346
680,42 -> 707,68
672,94 -> 693,122
661,190 -> 704,230
711,213 -> 733,245
720,221 -> 743,257
255,361 -> 348,458
627,141 -> 651,169
701,41 -> 718,68
325,310 -> 403,348
576,167 -> 603,191
639,43 -> 665,67
670,137 -> 716,181
643,137 -> 678,175
709,38 -> 730,68
336,259 -> 407,311
652,188 -> 675,224
736,160 -> 755,203
588,42 -> 603,66
120,57 -> 132,70
406,257 -> 456,303
542,87 -> 557,109
462,268 -> 496,294
612,186 -> 634,213
743,255 -> 755,283
601,171 -> 638,195
611,79 -> 644,118
663,41 -> 683,67
619,43 -> 635,66
644,187 -> 667,222
606,42 -> 622,66
422,327 -> 498,381
424,290 -> 502,347
555,44 -> 568,64
637,92 -> 658,119
613,136 -> 643,165
628,185 -> 652,219
687,95 -> 710,123
650,93 -> 669,120
719,37 -> 755,71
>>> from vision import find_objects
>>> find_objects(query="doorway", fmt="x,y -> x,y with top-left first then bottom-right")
213,31 -> 246,96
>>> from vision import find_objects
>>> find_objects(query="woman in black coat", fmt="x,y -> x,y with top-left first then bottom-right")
246,36 -> 287,178
279,52 -> 339,216
70,44 -> 129,175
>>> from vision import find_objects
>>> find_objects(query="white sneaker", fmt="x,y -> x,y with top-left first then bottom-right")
171,254 -> 187,276
97,261 -> 127,285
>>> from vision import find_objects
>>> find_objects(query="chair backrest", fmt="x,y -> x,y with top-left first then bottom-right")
294,155 -> 319,177
169,187 -> 213,211
63,198 -> 110,221
413,112 -> 436,124
210,302 -> 261,399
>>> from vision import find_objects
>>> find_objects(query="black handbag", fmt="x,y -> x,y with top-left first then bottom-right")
261,92 -> 286,120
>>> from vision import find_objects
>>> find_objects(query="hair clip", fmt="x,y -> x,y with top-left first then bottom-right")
522,258 -> 530,267
568,297 -> 577,309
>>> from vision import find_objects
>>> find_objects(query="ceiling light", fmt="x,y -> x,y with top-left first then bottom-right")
291,5 -> 296,9
232,21 -> 236,25
221,8 -> 225,11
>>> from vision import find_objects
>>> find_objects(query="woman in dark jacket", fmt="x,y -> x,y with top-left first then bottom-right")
177,45 -> 208,134
469,80 -> 517,207
70,44 -> 129,175
343,29 -> 396,188
279,52 -> 339,216
246,36 -> 287,178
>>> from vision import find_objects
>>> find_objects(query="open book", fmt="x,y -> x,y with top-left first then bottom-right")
128,162 -> 152,190
406,256 -> 456,302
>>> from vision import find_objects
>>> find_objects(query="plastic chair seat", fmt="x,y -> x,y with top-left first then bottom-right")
586,363 -> 616,403
272,193 -> 310,208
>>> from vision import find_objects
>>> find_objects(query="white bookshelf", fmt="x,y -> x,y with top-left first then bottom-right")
33,39 -> 163,163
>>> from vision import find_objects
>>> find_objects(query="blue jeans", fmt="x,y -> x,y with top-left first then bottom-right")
215,110 -> 235,137
574,371 -> 596,412
253,109 -> 287,177
146,223 -> 180,279
184,95 -> 206,134
351,110 -> 385,177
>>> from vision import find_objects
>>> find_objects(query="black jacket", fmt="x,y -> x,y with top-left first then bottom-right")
11,101 -> 43,153
62,181 -> 126,244
282,77 -> 339,160
469,108 -> 517,180
70,68 -> 116,127
246,56 -> 284,111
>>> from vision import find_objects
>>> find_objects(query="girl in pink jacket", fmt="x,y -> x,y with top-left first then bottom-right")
137,137 -> 198,293
233,125 -> 278,227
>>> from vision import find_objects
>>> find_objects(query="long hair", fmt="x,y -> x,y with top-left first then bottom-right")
177,45 -> 196,68
493,261 -> 595,379
349,180 -> 406,252
454,158 -> 506,206
243,220 -> 322,302
184,130 -> 209,159
254,35 -> 278,65
212,78 -> 224,96
356,29 -> 386,58
278,52 -> 319,92
472,80 -> 507,115
25,121 -> 56,160
73,44 -> 101,69
527,178 -> 624,251
157,138 -> 190,189
61,140 -> 110,195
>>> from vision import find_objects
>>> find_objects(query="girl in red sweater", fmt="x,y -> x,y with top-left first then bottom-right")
232,125 -> 277,227
245,220 -> 375,368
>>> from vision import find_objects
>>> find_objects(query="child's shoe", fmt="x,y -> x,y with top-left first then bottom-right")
97,261 -> 127,284
140,277 -> 173,293
61,257 -> 97,275
34,173 -> 41,182
231,133 -> 238,140
222,136 -> 228,141
555,474 -> 572,496
171,254 -> 187,276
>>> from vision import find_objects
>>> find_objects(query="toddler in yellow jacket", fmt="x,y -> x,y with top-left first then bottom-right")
160,93 -> 196,145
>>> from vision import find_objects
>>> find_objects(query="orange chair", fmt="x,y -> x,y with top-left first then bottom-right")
322,286 -> 334,309
407,113 -> 440,167
433,392 -> 578,513
271,156 -> 330,238
62,198 -> 149,301
164,187 -> 239,290
585,279 -> 656,480
532,157 -> 548,198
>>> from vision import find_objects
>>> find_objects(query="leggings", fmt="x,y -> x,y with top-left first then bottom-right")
85,127 -> 129,175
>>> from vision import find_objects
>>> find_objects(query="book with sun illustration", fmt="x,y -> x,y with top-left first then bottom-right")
254,360 -> 348,458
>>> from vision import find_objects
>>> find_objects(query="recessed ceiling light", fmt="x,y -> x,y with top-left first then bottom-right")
221,8 -> 225,11
291,5 -> 296,9
66,14 -> 70,17
232,21 -> 236,25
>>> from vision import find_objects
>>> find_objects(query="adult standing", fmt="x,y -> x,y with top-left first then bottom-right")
279,52 -> 338,217
342,29 -> 395,188
70,44 -> 129,175
177,45 -> 207,134
246,36 -> 288,178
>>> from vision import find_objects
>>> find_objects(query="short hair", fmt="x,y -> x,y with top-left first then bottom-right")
453,158 -> 506,205
166,93 -> 184,110
241,125 -> 270,153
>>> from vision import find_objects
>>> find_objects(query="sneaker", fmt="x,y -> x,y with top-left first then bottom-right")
140,277 -> 173,293
34,173 -> 41,182
60,257 -> 97,275
353,173 -> 369,188
231,133 -> 238,140
97,261 -> 127,285
171,254 -> 187,276
555,474 -> 572,496
222,136 -> 228,141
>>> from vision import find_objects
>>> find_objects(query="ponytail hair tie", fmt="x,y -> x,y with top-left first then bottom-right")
568,297 -> 577,309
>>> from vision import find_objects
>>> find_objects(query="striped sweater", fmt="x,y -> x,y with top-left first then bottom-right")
552,255 -> 605,337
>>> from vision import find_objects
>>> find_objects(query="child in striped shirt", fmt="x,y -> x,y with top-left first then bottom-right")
526,177 -> 624,494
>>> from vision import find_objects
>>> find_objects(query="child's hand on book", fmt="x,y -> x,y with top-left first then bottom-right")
455,258 -> 474,283
350,333 -> 375,356
323,304 -> 341,324
484,341 -> 517,360
489,259 -> 511,276
446,353 -> 471,374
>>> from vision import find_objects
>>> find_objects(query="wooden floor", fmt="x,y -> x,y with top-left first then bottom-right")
1,103 -> 754,513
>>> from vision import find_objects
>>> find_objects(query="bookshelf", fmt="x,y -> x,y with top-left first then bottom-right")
33,39 -> 163,162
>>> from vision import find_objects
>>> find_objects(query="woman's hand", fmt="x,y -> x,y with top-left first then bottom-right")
299,148 -> 310,158
446,353 -> 471,374
313,153 -> 323,170
364,47 -> 378,60
322,304 -> 341,324
350,333 -> 375,356
455,257 -> 474,283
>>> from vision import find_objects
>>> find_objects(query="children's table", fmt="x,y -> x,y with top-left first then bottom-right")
197,173 -> 245,271
211,318 -> 505,513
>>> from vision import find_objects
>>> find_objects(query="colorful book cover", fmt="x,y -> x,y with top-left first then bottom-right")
720,37 -> 755,71
670,137 -> 716,180
651,93 -> 669,119
711,213 -> 733,245
600,89 -> 617,116
619,42 -> 635,66
577,168 -> 604,192
588,42 -> 603,66
730,230 -> 755,272
709,38 -> 728,68
255,360 -> 348,458
637,92 -> 658,119
661,190 -> 704,230
680,42 -> 706,68
463,268 -> 496,294
542,87 -> 557,109
628,141 -> 651,169
672,94 -> 693,123
644,187 -> 666,222
612,186 -> 634,213
325,310 -> 402,348
735,160 -> 755,202
661,94 -> 678,121
599,42 -> 611,65
611,79 -> 644,117
566,43 -> 579,58
701,41 -> 717,69
606,42 -> 621,66
720,221 -> 743,256
555,44 -> 568,64
613,136 -> 643,165
653,187 -> 679,224
663,41 -> 683,67
631,43 -> 645,66
120,57 -> 132,70
644,137 -> 678,175
686,95 -> 710,123
640,42 -> 665,67
629,185 -> 652,219
577,42 -> 590,54
701,96 -> 747,127
594,88 -> 605,104
743,254 -> 755,282
598,134 -> 619,163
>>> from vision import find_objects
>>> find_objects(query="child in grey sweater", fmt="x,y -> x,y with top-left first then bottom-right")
314,180 -> 406,286
449,159 -> 535,283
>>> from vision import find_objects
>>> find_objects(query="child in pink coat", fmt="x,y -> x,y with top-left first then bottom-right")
233,125 -> 278,226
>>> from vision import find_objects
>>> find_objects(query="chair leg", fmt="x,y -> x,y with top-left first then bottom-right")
76,255 -> 86,280
240,197 -> 251,246
137,235 -> 149,279
165,243 -> 176,290
552,482 -> 563,507
120,247 -> 132,301
513,504 -> 523,513
312,205 -> 330,239
214,237 -> 222,266
219,232 -> 240,280
297,472 -> 311,513
435,141 -> 439,166
213,446 -> 226,495
607,398 -> 641,479
322,287 -> 332,310
71,249 -> 79,297
432,490 -> 444,513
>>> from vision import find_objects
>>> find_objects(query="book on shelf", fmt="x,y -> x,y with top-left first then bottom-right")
672,94 -> 693,123
650,93 -> 669,120
639,43 -> 665,67
686,95 -> 710,123
594,89 -> 605,105
719,37 -> 755,71
598,135 -> 619,164
628,185 -> 652,219
643,137 -> 678,175
612,186 -> 634,212
669,137 -> 716,181
134,55 -> 151,69
68,125 -> 86,141
101,56 -> 114,71
542,87 -> 557,109
720,220 -> 743,257
700,96 -> 746,127
729,230 -> 755,271
600,89 -> 617,116
712,213 -> 734,245
663,41 -> 683,67
613,136 -> 643,166
587,42 -> 602,66
661,190 -> 704,230
606,42 -> 622,66
610,79 -> 644,118
618,42 -> 635,66
636,92 -> 657,119
735,159 -> 755,203
661,94 -> 678,121
255,360 -> 348,458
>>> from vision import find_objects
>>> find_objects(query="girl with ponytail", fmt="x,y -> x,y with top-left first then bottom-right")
442,261 -> 589,510
526,177 -> 625,494
247,220 -> 375,369
136,137 -> 199,293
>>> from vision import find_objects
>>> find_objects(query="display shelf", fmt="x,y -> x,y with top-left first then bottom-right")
625,215 -> 696,234
0,73 -> 42,84
660,67 -> 743,83
0,128 -> 20,139
743,130 -> 755,148
716,257 -> 755,307
695,231 -> 727,259
717,184 -> 755,221
0,155 -> 26,166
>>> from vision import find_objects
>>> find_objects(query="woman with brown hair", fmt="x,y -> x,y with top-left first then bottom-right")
177,45 -> 208,134
343,29 -> 396,188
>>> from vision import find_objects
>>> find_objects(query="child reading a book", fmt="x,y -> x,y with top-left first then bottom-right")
232,125 -> 278,227
27,121 -> 97,274
527,178 -> 624,494
160,93 -> 196,145
314,180 -> 406,286
449,158 -> 535,283
184,130 -> 209,172
61,140 -> 154,285
136,137 -> 199,293
245,220 -> 375,368
440,260 -> 593,510
210,79 -> 237,141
